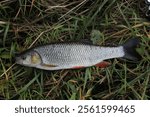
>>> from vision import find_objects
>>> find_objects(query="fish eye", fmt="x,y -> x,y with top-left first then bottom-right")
22,56 -> 26,60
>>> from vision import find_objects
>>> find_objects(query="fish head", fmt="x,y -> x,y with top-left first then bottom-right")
15,50 -> 42,67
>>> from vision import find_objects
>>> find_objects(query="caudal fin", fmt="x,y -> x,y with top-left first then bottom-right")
122,38 -> 141,61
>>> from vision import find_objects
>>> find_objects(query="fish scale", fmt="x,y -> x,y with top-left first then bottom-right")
35,44 -> 92,66
33,43 -> 124,70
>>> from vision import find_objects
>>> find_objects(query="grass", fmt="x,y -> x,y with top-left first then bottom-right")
0,0 -> 150,100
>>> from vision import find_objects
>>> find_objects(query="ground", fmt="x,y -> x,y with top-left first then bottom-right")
0,0 -> 150,99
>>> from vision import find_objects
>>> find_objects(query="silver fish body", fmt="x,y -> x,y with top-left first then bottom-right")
34,43 -> 124,70
15,38 -> 141,70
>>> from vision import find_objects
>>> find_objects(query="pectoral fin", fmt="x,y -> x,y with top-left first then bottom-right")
95,61 -> 111,68
41,63 -> 57,67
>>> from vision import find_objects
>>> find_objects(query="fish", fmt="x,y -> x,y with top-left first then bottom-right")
15,38 -> 141,70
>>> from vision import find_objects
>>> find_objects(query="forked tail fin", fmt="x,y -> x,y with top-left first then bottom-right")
122,38 -> 141,61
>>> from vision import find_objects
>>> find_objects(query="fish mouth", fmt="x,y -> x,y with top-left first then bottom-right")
15,57 -> 23,65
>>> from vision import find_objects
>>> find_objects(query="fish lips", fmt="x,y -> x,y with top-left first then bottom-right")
15,56 -> 24,65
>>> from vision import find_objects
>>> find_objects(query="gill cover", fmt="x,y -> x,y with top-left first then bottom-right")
31,51 -> 42,64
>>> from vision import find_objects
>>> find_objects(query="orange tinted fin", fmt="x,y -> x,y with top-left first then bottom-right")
42,63 -> 57,67
72,66 -> 85,69
95,61 -> 111,68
